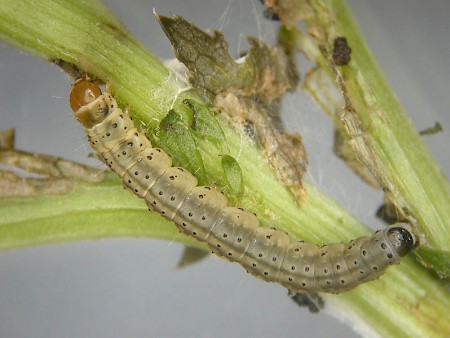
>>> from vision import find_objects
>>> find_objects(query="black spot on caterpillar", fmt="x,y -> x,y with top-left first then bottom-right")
70,79 -> 418,294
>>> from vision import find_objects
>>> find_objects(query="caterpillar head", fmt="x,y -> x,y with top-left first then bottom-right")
386,223 -> 418,257
70,79 -> 109,128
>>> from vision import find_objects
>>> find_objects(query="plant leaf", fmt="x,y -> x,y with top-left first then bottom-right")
221,154 -> 244,196
155,110 -> 207,184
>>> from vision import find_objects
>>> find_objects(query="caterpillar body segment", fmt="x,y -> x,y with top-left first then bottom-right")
70,79 -> 417,294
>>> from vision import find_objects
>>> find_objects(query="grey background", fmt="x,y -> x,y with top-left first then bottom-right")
1,1 -> 449,337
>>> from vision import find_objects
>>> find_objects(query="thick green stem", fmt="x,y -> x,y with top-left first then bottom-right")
0,0 -> 449,337
300,0 -> 450,266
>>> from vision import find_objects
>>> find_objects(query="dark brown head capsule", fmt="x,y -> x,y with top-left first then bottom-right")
386,224 -> 417,257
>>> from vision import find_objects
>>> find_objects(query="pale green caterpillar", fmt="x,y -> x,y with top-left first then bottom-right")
70,79 -> 417,294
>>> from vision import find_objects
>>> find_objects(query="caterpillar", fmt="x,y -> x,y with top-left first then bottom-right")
69,79 -> 417,294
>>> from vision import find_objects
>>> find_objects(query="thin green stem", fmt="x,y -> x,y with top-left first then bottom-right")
0,174 -> 206,251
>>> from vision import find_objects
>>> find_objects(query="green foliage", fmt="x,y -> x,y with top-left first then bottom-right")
418,247 -> 450,277
184,99 -> 226,147
220,154 -> 244,195
156,110 -> 207,184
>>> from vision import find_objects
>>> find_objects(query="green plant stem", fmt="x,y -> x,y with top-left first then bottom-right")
299,0 -> 450,268
0,0 -> 449,337
0,174 -> 206,251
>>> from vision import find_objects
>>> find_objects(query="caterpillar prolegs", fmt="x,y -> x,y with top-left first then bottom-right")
69,79 -> 417,294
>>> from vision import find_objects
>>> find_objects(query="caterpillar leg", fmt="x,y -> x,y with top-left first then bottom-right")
289,292 -> 324,313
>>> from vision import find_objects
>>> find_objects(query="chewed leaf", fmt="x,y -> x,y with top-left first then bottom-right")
243,37 -> 298,101
221,154 -> 244,195
183,99 -> 226,147
156,110 -> 207,184
157,13 -> 298,102
156,13 -> 252,95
